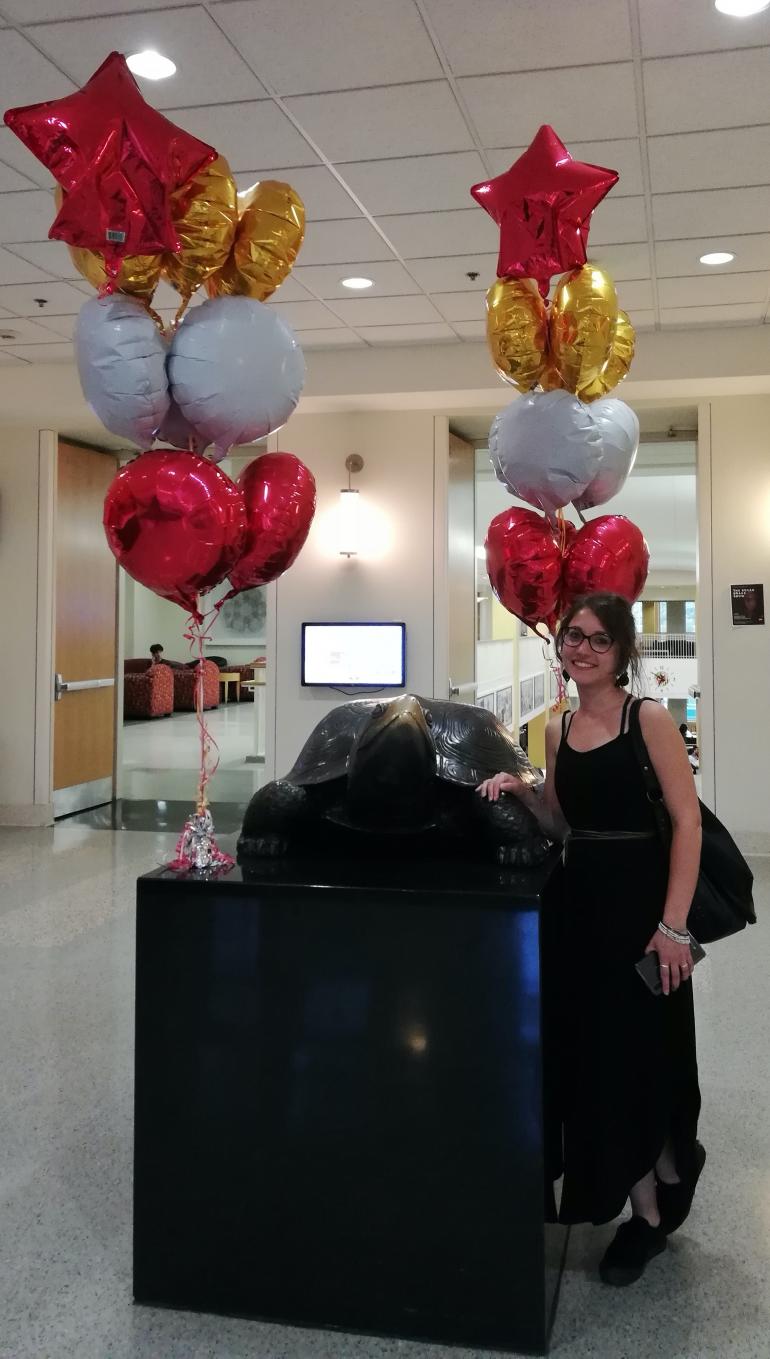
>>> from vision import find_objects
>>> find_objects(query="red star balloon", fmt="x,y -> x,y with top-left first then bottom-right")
471,125 -> 618,296
4,52 -> 215,275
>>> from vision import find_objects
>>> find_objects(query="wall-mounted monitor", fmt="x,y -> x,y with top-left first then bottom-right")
301,622 -> 406,688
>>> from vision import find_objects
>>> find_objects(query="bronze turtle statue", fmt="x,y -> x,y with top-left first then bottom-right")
238,693 -> 549,867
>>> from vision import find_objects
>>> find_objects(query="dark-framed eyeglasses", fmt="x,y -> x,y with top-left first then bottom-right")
562,625 -> 613,654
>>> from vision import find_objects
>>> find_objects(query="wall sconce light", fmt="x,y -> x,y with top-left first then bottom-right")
339,453 -> 364,557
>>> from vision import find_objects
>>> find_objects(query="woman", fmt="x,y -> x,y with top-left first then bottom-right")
477,592 -> 704,1286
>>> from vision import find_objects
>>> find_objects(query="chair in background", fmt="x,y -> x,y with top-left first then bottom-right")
172,660 -> 220,712
123,661 -> 174,720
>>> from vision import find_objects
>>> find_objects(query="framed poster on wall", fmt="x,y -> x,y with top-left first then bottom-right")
495,686 -> 513,728
731,584 -> 764,626
533,674 -> 545,709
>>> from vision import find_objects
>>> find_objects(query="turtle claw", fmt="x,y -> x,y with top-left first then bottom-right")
497,838 -> 550,868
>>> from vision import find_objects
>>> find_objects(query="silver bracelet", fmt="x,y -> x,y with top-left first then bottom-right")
657,920 -> 690,945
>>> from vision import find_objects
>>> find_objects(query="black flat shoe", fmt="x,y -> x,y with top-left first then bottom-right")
657,1141 -> 707,1235
599,1216 -> 667,1287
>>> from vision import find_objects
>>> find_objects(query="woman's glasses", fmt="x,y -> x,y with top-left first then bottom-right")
562,625 -> 613,654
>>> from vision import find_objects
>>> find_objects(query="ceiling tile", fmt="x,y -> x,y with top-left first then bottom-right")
453,320 -> 486,340
487,139 -> 644,197
295,328 -> 364,348
652,186 -> 770,240
0,349 -> 30,365
655,235 -> 770,278
612,279 -> 654,310
0,245 -> 57,284
354,322 -> 458,345
657,272 -> 769,308
11,0 -> 173,16
234,165 -> 359,220
627,309 -> 656,330
285,83 -> 474,161
407,254 -> 498,292
639,0 -> 770,58
586,197 -> 647,247
459,65 -> 638,145
0,30 -> 76,110
590,242 -> 652,281
660,304 -> 765,327
0,161 -> 38,192
644,49 -> 770,136
327,295 -> 442,326
0,316 -> 72,343
379,209 -> 498,259
167,102 -> 315,172
431,291 -> 484,323
268,275 -> 311,303
298,218 -> 394,266
424,0 -> 632,75
0,280 -> 87,315
217,0 -> 442,93
648,127 -> 770,194
340,151 -> 486,216
293,260 -> 420,299
0,129 -> 55,187
29,8 -> 264,109
268,300 -> 343,329
0,191 -> 61,243
4,341 -> 75,361
34,313 -> 76,338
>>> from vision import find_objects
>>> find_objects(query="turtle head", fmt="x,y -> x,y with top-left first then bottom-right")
346,695 -> 436,830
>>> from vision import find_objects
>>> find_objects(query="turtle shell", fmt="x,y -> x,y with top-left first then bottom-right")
285,699 -> 382,785
285,695 -> 539,791
421,697 -> 540,788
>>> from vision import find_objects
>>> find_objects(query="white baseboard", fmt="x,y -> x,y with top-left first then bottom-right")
0,803 -> 54,827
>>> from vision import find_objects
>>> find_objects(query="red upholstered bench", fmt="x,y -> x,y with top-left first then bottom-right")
123,661 -> 174,720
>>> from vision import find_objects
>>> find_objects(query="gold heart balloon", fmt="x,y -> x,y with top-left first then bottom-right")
206,179 -> 305,302
549,264 -> 618,397
162,154 -> 238,311
485,277 -> 548,392
577,310 -> 636,402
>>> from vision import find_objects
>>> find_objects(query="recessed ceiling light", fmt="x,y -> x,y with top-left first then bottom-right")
715,1 -> 770,16
126,50 -> 176,80
699,251 -> 735,265
341,276 -> 374,290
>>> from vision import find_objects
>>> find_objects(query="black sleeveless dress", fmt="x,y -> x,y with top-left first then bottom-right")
544,695 -> 701,1226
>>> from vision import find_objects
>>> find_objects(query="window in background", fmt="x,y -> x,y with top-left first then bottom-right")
632,601 -> 643,633
658,601 -> 667,632
685,601 -> 696,633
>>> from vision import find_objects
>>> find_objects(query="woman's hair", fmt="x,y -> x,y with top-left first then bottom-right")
555,592 -> 643,692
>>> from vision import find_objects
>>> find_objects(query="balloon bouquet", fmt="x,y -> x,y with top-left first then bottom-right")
471,125 -> 649,690
5,52 -> 317,869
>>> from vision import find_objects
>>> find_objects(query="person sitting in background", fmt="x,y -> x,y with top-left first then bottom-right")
149,643 -> 186,670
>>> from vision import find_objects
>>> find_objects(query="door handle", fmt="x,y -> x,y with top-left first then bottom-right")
448,679 -> 477,700
54,674 -> 115,702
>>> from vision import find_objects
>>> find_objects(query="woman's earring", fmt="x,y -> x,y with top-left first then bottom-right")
615,669 -> 629,688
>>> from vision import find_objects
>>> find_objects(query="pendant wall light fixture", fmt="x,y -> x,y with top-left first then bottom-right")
339,454 -> 363,557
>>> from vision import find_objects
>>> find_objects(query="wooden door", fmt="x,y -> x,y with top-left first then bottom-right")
53,441 -> 118,815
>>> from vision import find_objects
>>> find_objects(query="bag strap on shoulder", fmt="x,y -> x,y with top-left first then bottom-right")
628,698 -> 671,844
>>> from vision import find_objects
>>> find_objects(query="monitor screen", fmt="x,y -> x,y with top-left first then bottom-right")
302,623 -> 406,687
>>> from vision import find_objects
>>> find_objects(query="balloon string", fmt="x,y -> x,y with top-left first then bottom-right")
183,604 -> 222,813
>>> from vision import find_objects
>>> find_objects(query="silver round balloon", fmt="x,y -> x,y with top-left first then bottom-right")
573,397 -> 639,511
167,296 -> 306,460
74,295 -> 170,446
489,389 -> 603,517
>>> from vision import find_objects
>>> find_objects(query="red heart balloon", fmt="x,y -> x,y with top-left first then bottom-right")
225,452 -> 316,598
562,514 -> 649,607
103,449 -> 246,619
486,507 -> 563,632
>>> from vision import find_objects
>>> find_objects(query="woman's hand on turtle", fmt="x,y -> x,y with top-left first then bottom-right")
644,929 -> 693,995
476,772 -> 525,802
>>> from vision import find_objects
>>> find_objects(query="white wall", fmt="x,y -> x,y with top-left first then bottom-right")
706,397 -> 770,849
264,410 -> 448,776
0,427 -> 55,824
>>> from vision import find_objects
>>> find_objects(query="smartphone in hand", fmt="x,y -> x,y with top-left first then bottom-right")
635,937 -> 707,996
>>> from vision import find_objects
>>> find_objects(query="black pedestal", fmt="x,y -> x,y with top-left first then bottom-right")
134,853 -> 565,1354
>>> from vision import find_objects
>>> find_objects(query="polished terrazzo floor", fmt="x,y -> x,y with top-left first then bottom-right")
0,825 -> 768,1359
121,702 -> 266,803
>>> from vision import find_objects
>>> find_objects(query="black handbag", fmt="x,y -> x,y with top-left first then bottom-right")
628,698 -> 756,944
